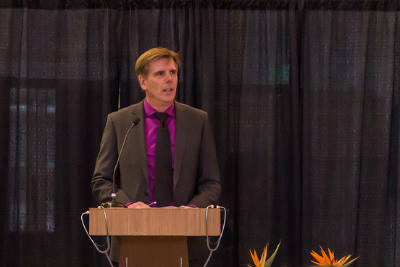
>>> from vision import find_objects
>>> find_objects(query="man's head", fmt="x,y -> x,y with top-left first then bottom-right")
135,47 -> 180,78
136,48 -> 180,111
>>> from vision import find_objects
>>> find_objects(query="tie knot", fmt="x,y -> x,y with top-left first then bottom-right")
155,112 -> 169,123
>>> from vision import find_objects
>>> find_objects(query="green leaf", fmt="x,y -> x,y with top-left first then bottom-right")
265,242 -> 281,267
341,257 -> 358,267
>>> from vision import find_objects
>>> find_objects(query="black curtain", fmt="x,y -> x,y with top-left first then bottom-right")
0,0 -> 399,266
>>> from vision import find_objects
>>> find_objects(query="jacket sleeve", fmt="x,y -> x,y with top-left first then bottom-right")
188,112 -> 221,208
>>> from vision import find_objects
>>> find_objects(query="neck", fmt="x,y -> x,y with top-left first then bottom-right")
146,98 -> 173,112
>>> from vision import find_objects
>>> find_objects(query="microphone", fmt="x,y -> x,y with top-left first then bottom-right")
101,116 -> 140,208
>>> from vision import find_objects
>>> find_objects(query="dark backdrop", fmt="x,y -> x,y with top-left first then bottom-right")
1,0 -> 400,266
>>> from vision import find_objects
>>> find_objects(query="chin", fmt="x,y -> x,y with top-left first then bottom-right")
157,97 -> 173,105
163,94 -> 176,101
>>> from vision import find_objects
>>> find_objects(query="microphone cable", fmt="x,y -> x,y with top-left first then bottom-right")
80,207 -> 113,267
203,205 -> 227,267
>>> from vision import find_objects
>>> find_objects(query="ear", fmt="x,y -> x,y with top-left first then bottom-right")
138,75 -> 147,90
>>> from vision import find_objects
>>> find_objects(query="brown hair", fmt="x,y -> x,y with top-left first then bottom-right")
135,47 -> 180,77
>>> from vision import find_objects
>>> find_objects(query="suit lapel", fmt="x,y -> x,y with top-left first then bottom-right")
130,100 -> 149,185
173,101 -> 188,189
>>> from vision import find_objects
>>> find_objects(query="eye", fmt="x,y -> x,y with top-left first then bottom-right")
170,70 -> 177,75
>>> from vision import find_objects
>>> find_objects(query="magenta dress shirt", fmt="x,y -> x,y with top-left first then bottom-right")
143,99 -> 175,205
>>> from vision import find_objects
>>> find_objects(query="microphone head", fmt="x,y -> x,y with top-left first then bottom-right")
132,116 -> 140,125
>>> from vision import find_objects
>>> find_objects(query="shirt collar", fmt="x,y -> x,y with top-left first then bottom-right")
144,98 -> 175,118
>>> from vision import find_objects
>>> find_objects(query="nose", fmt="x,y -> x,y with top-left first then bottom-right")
165,72 -> 173,83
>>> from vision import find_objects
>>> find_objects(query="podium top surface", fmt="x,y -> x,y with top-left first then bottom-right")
88,207 -> 221,236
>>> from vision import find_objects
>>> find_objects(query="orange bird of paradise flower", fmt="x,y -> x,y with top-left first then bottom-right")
310,246 -> 358,267
248,242 -> 281,267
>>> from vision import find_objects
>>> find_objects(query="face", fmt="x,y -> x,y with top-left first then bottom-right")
138,58 -> 178,111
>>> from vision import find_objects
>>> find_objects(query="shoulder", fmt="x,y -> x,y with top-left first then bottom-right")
108,101 -> 144,121
175,101 -> 207,118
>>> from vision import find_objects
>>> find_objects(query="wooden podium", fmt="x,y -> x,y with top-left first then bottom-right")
89,207 -> 221,267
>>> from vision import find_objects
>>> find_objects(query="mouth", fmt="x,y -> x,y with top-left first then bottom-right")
162,88 -> 174,92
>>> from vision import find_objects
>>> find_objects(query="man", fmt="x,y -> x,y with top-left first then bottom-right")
91,47 -> 221,265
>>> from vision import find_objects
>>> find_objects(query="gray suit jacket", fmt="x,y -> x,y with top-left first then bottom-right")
91,100 -> 221,208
